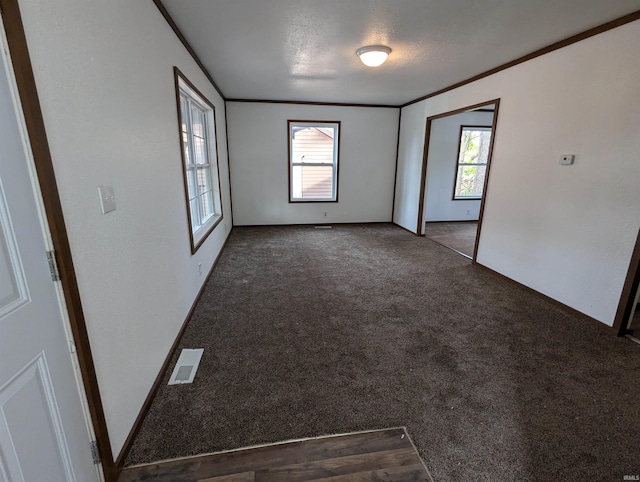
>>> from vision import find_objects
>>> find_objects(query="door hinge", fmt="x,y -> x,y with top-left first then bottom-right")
46,250 -> 60,281
90,440 -> 100,465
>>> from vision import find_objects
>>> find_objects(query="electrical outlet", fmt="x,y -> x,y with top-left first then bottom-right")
224,222 -> 228,231
323,212 -> 327,217
466,209 -> 471,215
198,262 -> 202,276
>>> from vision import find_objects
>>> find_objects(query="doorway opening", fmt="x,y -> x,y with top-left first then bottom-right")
615,228 -> 640,342
417,100 -> 500,260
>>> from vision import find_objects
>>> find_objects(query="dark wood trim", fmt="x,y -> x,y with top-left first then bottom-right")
223,102 -> 234,226
450,125 -> 492,202
472,102 -> 500,260
402,10 -> 640,108
415,118 -> 432,234
613,228 -> 640,335
233,221 -> 393,228
425,220 -> 478,225
287,119 -> 341,203
113,230 -> 233,474
474,261 -> 617,335
391,109 -> 402,221
174,67 -> 224,254
416,100 -> 500,246
0,0 -> 116,479
228,98 -> 398,109
425,99 -> 502,123
153,0 -> 225,100
474,108 -> 495,113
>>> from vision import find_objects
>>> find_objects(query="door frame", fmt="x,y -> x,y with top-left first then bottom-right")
0,0 -> 115,480
613,228 -> 640,336
416,98 -> 500,261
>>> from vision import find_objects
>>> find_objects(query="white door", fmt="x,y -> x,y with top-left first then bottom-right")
0,26 -> 100,482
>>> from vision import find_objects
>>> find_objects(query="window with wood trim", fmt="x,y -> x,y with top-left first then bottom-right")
288,121 -> 340,202
453,126 -> 492,200
175,68 -> 223,252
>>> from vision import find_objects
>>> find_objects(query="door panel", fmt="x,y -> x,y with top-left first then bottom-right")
0,23 -> 99,482
0,355 -> 71,481
0,191 -> 28,318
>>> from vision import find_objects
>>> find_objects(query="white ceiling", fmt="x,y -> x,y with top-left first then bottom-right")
161,0 -> 640,106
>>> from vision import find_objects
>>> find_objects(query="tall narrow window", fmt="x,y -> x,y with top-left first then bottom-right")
453,126 -> 492,200
175,68 -> 223,253
288,121 -> 340,202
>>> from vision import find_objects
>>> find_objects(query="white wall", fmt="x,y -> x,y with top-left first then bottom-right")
423,111 -> 493,225
394,19 -> 640,326
227,102 -> 399,225
18,0 -> 232,456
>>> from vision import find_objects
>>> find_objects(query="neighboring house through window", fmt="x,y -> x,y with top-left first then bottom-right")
453,126 -> 492,200
288,120 -> 340,202
174,67 -> 223,252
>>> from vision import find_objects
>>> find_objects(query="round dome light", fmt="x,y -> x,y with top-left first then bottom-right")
356,45 -> 392,67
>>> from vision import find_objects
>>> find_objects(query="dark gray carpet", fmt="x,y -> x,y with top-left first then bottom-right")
125,224 -> 640,481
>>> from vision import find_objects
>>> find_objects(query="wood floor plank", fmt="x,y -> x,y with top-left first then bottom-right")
191,428 -> 408,478
312,464 -> 431,482
120,458 -> 201,482
253,447 -> 419,482
199,471 -> 256,482
119,429 -> 431,482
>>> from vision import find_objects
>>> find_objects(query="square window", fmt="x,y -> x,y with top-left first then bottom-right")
288,121 -> 340,202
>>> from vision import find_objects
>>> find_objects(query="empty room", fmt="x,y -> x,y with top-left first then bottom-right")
0,1 -> 639,481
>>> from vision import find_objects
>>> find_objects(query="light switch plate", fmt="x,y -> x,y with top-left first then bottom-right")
98,185 -> 116,214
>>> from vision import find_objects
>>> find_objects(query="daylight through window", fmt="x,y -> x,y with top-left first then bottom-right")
289,121 -> 340,202
175,69 -> 222,252
453,126 -> 492,200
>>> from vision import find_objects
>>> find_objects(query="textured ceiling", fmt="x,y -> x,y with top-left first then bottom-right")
161,0 -> 640,105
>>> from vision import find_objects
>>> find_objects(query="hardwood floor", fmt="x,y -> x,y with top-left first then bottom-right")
119,428 -> 432,482
423,221 -> 478,258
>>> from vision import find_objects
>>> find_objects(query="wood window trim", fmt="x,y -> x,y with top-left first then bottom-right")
173,67 -> 224,254
451,125 -> 492,201
287,119 -> 341,204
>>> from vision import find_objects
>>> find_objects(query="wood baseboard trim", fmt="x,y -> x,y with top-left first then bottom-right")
232,221 -> 394,228
113,230 -> 233,474
425,220 -> 479,224
473,261 -> 616,335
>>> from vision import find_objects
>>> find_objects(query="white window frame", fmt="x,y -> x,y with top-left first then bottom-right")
288,120 -> 340,202
175,68 -> 223,253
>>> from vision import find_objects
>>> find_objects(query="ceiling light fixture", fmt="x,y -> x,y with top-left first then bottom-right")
356,45 -> 392,67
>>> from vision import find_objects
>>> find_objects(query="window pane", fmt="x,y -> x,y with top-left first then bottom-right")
196,166 -> 212,196
186,167 -> 197,201
190,105 -> 205,138
180,96 -> 188,133
182,131 -> 191,165
291,126 -> 335,164
292,165 -> 334,199
189,197 -> 199,231
198,191 -> 213,223
193,135 -> 207,165
459,128 -> 491,165
454,165 -> 486,198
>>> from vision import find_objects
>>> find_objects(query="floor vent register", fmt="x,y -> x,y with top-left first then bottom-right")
168,348 -> 204,385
